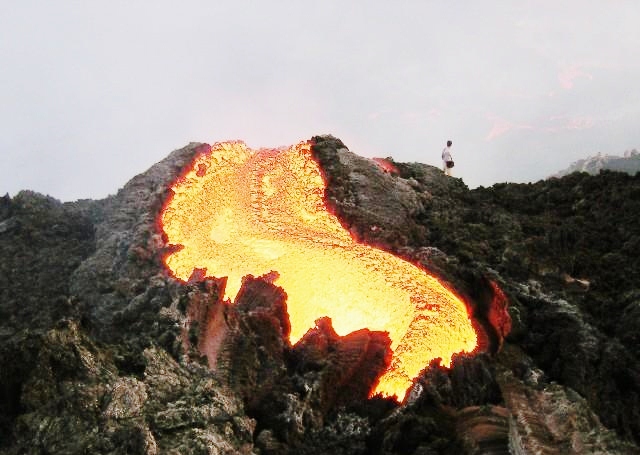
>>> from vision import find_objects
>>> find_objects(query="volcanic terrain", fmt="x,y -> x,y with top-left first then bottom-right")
1,135 -> 639,454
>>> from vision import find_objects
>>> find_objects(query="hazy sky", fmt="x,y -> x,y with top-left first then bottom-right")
2,1 -> 640,201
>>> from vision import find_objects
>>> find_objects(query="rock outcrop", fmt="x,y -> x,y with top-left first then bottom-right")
552,149 -> 640,178
1,135 -> 639,454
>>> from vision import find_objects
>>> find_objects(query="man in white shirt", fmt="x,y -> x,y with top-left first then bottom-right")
442,140 -> 454,176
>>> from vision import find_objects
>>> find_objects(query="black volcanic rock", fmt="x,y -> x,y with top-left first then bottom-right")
0,191 -> 95,332
292,316 -> 392,411
1,136 -> 640,454
310,135 -> 432,249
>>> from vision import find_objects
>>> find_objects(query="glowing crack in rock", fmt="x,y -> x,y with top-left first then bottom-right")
160,140 -> 477,400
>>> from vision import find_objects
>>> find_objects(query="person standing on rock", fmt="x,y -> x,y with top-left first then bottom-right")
442,140 -> 454,176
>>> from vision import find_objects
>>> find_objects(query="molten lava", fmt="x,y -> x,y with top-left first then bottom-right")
160,140 -> 477,400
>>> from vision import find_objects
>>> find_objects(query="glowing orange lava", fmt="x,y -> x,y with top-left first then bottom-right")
160,140 -> 477,400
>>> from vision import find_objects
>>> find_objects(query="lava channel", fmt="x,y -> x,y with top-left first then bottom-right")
160,140 -> 478,400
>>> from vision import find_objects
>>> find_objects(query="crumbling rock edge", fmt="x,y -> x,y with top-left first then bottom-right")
1,136 -> 639,454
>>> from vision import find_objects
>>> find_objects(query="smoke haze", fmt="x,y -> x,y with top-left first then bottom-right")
2,1 -> 640,201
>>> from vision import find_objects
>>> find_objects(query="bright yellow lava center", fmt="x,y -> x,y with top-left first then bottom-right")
160,140 -> 477,400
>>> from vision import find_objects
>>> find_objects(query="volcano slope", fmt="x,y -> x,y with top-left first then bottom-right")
1,135 -> 639,454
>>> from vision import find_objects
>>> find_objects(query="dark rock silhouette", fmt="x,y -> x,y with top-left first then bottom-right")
1,135 -> 639,454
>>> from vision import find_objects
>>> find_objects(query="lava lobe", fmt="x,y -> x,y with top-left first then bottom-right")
160,140 -> 478,400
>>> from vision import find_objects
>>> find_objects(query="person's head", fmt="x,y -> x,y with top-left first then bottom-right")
447,140 -> 452,147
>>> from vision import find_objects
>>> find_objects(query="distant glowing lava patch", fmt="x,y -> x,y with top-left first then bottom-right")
160,140 -> 477,400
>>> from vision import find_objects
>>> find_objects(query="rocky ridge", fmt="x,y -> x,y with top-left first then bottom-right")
552,149 -> 640,178
1,135 -> 639,454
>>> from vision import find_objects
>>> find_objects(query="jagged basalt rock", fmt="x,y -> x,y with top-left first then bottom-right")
170,269 -> 393,452
455,406 -> 511,455
1,136 -> 640,453
310,135 -> 429,249
217,275 -> 291,412
495,345 -> 638,454
410,354 -> 503,410
0,191 -> 95,332
292,316 -> 392,411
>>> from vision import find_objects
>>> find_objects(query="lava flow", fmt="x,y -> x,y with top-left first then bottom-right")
160,140 -> 477,400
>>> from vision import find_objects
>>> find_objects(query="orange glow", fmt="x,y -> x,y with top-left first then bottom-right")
371,157 -> 400,175
160,140 -> 477,400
